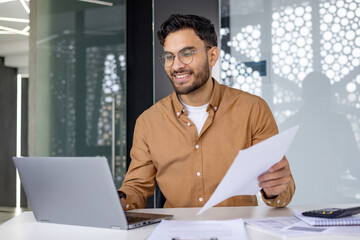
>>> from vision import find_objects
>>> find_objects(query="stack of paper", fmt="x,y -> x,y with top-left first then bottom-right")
147,219 -> 249,240
293,209 -> 360,226
245,216 -> 360,238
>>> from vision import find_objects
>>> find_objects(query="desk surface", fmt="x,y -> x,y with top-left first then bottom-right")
0,205 -> 359,240
0,207 -> 27,224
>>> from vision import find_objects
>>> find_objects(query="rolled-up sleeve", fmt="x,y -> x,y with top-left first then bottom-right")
261,174 -> 296,207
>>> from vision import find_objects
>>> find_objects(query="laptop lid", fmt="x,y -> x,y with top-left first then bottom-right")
13,156 -> 172,230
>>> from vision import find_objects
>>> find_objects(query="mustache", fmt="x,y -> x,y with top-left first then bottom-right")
170,69 -> 194,75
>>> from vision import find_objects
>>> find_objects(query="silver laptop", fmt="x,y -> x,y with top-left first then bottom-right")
13,156 -> 173,230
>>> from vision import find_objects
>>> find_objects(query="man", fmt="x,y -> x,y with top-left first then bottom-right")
118,14 -> 295,210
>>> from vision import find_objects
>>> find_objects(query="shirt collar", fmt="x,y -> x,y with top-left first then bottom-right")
172,78 -> 221,118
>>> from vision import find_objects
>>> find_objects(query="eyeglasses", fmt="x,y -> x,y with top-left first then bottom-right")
159,46 -> 211,67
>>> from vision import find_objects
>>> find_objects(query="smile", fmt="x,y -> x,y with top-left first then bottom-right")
176,73 -> 190,79
172,72 -> 192,83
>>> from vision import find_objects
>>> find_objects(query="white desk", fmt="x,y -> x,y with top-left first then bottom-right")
0,206 -> 359,240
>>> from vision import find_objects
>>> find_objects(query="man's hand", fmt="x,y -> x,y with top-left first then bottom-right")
120,197 -> 126,209
118,191 -> 127,209
258,157 -> 292,198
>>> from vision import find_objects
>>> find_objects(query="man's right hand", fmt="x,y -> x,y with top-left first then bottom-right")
120,197 -> 126,209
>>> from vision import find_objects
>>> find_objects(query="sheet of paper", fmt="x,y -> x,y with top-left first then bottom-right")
147,219 -> 249,240
245,217 -> 327,237
293,209 -> 360,226
197,126 -> 299,215
245,216 -> 360,237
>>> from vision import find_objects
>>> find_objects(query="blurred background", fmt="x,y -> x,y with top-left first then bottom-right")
0,0 -> 359,210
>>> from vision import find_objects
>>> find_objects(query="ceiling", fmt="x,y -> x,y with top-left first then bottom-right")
0,0 -> 29,43
0,0 -> 118,76
0,0 -> 29,75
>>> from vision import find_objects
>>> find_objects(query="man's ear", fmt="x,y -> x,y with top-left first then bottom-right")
208,46 -> 220,67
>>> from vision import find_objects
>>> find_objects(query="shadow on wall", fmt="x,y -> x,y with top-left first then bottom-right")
281,72 -> 360,205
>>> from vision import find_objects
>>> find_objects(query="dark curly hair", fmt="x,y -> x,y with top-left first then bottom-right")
157,14 -> 217,47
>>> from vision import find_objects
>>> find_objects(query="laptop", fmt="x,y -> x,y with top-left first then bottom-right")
13,156 -> 173,230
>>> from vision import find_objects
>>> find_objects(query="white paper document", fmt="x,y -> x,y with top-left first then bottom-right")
147,219 -> 249,240
293,209 -> 360,226
197,126 -> 299,215
245,216 -> 360,237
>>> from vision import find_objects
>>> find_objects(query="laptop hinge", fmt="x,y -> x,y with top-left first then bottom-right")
40,219 -> 50,223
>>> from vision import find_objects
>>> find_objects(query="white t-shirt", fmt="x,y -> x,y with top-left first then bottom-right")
180,98 -> 209,136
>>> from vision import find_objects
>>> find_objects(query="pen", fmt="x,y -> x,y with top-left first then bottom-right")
171,238 -> 218,240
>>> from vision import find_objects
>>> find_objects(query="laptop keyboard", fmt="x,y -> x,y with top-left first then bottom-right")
126,216 -> 151,223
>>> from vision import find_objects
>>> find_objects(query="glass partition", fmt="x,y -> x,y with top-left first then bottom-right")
34,0 -> 126,187
221,0 -> 360,204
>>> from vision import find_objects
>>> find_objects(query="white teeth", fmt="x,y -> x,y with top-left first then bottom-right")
176,74 -> 189,79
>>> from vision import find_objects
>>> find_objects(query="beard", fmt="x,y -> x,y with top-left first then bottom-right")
167,59 -> 211,95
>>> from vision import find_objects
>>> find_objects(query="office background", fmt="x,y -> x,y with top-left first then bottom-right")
0,0 -> 359,209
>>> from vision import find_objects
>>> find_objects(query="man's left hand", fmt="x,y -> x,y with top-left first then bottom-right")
258,157 -> 292,198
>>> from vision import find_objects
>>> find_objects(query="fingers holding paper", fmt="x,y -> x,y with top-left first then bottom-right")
258,157 -> 292,198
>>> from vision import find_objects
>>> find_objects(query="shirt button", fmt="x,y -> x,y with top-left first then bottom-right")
214,106 -> 218,110
187,122 -> 191,126
176,112 -> 180,116
195,145 -> 199,149
182,109 -> 185,112
199,197 -> 203,202
125,204 -> 129,209
197,172 -> 201,176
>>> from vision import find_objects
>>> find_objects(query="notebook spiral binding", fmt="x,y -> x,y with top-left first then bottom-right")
315,219 -> 360,226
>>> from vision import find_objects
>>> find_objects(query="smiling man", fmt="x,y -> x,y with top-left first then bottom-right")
118,14 -> 295,210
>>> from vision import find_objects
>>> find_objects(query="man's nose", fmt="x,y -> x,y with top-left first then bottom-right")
171,55 -> 186,71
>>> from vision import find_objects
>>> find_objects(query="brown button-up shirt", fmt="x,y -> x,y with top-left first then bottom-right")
119,79 -> 295,209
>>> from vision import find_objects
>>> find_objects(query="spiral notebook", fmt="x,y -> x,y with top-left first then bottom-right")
293,209 -> 360,226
